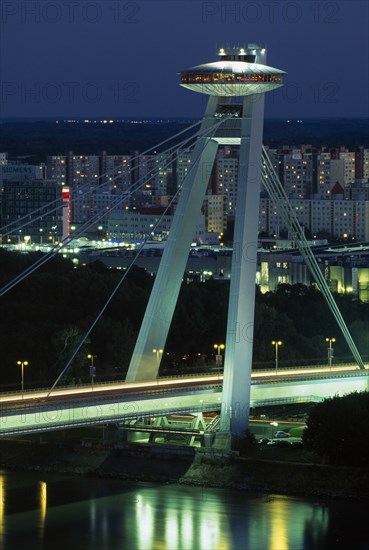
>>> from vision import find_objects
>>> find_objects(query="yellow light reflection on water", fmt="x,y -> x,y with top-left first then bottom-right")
39,480 -> 47,537
39,481 -> 47,515
268,499 -> 288,550
0,474 -> 4,546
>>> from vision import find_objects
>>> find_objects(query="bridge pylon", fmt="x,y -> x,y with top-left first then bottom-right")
125,45 -> 285,449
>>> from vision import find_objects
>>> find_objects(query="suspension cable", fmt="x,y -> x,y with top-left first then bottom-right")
46,133 -> 213,395
262,147 -> 365,370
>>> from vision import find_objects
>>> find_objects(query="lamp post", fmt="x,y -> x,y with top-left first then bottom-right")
325,338 -> 336,368
271,340 -> 282,375
17,360 -> 28,398
153,348 -> 163,369
87,354 -> 97,390
214,344 -> 225,376
270,421 -> 278,441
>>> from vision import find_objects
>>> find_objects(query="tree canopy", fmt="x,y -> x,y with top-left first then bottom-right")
0,249 -> 368,389
303,392 -> 369,466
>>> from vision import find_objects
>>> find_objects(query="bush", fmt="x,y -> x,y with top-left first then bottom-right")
303,392 -> 369,465
289,426 -> 306,437
237,429 -> 257,456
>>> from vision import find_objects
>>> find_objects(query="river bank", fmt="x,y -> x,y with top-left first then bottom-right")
1,438 -> 368,501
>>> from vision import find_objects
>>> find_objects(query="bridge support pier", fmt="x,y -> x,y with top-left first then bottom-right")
215,93 -> 265,450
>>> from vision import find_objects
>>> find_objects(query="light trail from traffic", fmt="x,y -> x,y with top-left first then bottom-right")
0,364 -> 367,407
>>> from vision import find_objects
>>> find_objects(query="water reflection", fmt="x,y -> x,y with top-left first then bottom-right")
268,499 -> 289,550
0,471 -> 367,549
132,490 -> 231,549
166,507 -> 179,549
304,506 -> 330,548
39,480 -> 47,542
181,508 -> 193,549
0,474 -> 5,548
136,497 -> 154,549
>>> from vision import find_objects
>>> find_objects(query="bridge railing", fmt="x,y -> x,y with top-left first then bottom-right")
250,395 -> 325,407
252,368 -> 369,386
0,371 -> 219,398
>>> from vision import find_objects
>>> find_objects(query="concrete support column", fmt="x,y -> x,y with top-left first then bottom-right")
126,97 -> 220,382
217,94 -> 265,448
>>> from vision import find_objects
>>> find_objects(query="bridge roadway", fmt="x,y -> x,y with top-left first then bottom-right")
0,364 -> 368,437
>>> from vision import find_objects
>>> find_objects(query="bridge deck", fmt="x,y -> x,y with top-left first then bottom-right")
1,366 -> 368,437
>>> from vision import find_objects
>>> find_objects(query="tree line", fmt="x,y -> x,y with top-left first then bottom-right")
0,249 -> 368,389
303,391 -> 369,466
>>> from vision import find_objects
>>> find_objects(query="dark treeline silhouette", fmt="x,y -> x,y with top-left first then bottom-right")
303,391 -> 369,465
2,118 -> 369,164
0,121 -> 194,164
1,249 -> 368,389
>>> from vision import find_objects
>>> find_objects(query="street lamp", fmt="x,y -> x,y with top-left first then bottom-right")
325,338 -> 336,368
87,354 -> 97,389
153,349 -> 163,368
271,341 -> 282,375
214,344 -> 225,375
270,421 -> 278,440
17,360 -> 28,398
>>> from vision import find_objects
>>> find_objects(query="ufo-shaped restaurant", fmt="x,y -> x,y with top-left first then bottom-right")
179,47 -> 286,97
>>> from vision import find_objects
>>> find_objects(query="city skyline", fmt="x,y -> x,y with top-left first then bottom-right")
1,1 -> 368,119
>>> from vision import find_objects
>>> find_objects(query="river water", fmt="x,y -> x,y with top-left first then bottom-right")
0,470 -> 368,549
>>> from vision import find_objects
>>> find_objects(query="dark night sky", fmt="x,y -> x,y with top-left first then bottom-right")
1,0 -> 368,119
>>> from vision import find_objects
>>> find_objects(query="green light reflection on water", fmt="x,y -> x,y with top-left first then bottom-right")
133,488 -> 230,549
136,495 -> 154,550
